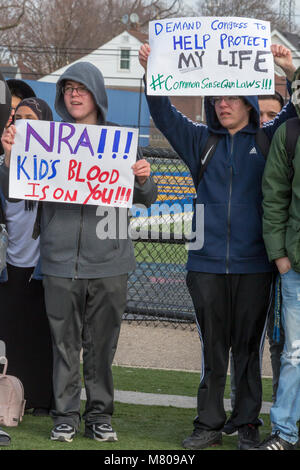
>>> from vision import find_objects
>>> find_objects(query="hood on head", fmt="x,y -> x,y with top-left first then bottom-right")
204,94 -> 260,134
0,71 -> 11,134
55,62 -> 108,124
6,79 -> 36,100
15,97 -> 53,122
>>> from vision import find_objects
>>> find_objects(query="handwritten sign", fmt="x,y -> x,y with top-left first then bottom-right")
9,120 -> 139,208
147,17 -> 274,96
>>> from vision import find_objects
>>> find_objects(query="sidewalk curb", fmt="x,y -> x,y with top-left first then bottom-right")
80,388 -> 272,413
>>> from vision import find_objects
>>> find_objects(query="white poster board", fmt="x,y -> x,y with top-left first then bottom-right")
9,120 -> 139,208
147,17 -> 274,96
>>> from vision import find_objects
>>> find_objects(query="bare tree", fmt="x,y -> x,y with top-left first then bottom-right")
0,0 -> 27,31
1,0 -> 184,77
191,0 -> 290,31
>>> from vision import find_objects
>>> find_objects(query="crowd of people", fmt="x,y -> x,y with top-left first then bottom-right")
0,38 -> 300,451
0,65 -> 157,445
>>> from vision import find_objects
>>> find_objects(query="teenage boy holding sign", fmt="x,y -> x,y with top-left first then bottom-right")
139,42 -> 296,450
1,62 -> 157,443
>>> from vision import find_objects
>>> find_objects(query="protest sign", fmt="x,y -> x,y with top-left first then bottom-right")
147,16 -> 274,96
9,120 -> 139,208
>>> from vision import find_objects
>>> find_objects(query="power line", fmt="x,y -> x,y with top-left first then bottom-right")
1,45 -> 300,55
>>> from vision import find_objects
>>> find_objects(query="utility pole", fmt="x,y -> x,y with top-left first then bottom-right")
279,0 -> 295,32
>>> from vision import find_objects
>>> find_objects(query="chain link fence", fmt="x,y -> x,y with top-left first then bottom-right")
125,146 -> 197,329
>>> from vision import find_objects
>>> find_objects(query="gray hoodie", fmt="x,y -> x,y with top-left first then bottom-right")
40,62 -> 157,278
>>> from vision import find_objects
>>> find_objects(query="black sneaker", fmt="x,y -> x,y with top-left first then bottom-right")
250,432 -> 296,450
238,424 -> 260,450
223,420 -> 238,435
182,429 -> 222,450
85,423 -> 118,442
50,424 -> 76,442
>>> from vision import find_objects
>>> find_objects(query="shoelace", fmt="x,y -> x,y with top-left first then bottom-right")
95,424 -> 112,431
56,424 -> 73,431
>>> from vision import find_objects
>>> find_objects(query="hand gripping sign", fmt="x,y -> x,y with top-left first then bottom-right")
147,16 -> 274,96
9,120 -> 139,208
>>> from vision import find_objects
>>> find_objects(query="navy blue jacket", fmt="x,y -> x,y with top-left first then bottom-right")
145,91 -> 297,274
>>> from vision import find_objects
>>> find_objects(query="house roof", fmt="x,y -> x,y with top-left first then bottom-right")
0,63 -> 18,79
39,28 -> 148,82
126,29 -> 148,44
277,30 -> 300,50
272,29 -> 300,56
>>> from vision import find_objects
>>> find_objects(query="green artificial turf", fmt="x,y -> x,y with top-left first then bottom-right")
2,404 -> 272,451
1,366 -> 276,451
112,365 -> 274,404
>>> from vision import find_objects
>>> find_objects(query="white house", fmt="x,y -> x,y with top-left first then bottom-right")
271,29 -> 300,75
39,29 -> 147,89
0,63 -> 22,80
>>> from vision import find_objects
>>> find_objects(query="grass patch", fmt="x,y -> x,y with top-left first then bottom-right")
112,366 -> 274,404
2,404 -> 272,451
2,366 -> 276,451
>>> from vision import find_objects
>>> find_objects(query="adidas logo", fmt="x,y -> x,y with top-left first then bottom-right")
250,147 -> 258,155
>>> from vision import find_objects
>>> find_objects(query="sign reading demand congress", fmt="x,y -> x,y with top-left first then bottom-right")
147,17 -> 274,96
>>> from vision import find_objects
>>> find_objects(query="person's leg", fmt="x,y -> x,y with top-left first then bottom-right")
222,351 -> 238,435
267,306 -> 285,402
186,272 -> 231,431
270,269 -> 300,445
82,274 -> 127,441
229,351 -> 236,410
43,275 -> 86,432
230,273 -> 273,430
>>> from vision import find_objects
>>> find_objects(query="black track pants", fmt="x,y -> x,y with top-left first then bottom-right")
43,274 -> 128,429
186,271 -> 273,431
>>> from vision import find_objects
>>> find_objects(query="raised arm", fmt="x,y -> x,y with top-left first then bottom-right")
263,45 -> 297,139
138,43 -> 208,175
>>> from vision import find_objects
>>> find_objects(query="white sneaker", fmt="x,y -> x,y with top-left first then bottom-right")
50,424 -> 76,442
85,423 -> 118,442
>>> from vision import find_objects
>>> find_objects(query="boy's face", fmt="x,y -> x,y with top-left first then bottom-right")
15,105 -> 39,121
258,99 -> 282,127
63,80 -> 98,125
214,97 -> 252,135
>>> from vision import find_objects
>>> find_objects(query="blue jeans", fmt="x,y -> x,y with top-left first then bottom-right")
270,269 -> 300,444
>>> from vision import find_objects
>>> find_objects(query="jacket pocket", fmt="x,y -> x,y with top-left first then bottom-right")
230,204 -> 266,258
286,219 -> 300,268
79,207 -> 120,264
41,205 -> 80,264
193,203 -> 227,258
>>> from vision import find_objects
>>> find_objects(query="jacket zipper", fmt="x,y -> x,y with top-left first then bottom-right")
226,136 -> 234,274
74,205 -> 84,280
